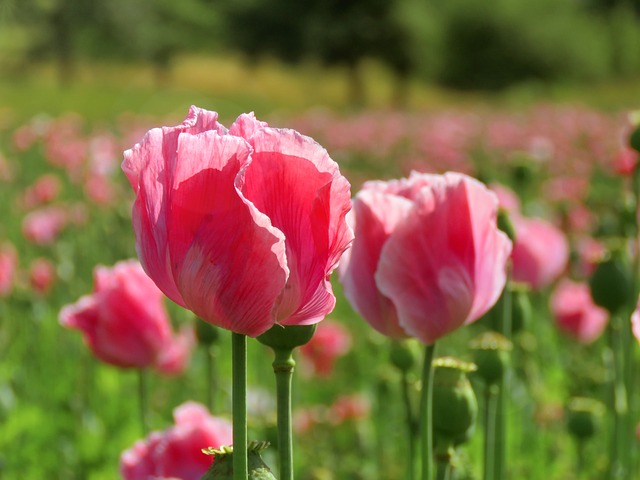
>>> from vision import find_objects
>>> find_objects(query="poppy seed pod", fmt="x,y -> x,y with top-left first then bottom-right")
566,397 -> 604,441
201,442 -> 276,480
629,125 -> 640,153
389,340 -> 418,372
589,255 -> 633,315
469,332 -> 512,386
196,319 -> 220,347
432,357 -> 478,446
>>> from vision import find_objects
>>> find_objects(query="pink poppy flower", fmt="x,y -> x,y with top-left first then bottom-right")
0,243 -> 18,297
22,206 -> 69,246
122,106 -> 353,337
120,401 -> 232,480
21,174 -> 62,209
511,216 -> 569,290
341,172 -> 512,345
299,320 -> 351,376
612,147 -> 638,176
59,260 -> 193,374
550,279 -> 609,344
29,257 -> 56,295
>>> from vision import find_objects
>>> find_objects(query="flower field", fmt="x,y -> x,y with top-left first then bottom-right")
1,92 -> 639,480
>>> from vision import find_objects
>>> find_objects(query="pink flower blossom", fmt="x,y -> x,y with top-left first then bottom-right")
511,216 -> 569,290
0,243 -> 18,297
22,206 -> 69,246
122,106 -> 353,337
341,172 -> 512,344
59,260 -> 193,374
20,174 -> 62,209
612,147 -> 638,176
550,279 -> 609,344
299,320 -> 351,376
632,298 -> 640,344
29,257 -> 56,295
120,401 -> 232,480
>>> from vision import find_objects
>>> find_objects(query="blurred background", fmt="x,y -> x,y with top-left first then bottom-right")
1,0 -> 640,120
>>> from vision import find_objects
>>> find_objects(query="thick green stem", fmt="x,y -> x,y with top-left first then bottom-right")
401,370 -> 417,480
138,369 -> 149,435
494,282 -> 512,480
483,385 -> 498,480
608,316 -> 629,479
273,348 -> 295,480
232,332 -> 248,480
420,343 -> 437,480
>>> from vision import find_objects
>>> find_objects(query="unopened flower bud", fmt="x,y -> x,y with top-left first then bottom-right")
566,397 -> 604,441
511,283 -> 532,334
201,441 -> 276,480
589,254 -> 633,314
469,332 -> 512,386
629,125 -> 640,154
389,340 -> 418,372
432,357 -> 478,446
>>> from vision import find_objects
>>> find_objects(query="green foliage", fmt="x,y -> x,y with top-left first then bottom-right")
434,0 -> 611,90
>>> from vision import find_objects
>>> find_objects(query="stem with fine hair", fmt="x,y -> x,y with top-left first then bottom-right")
138,369 -> 149,435
419,343 -> 437,480
232,332 -> 248,480
273,348 -> 296,480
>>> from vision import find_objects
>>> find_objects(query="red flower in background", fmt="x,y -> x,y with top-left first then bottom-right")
120,401 -> 232,480
0,243 -> 18,297
59,259 -> 193,374
20,174 -> 62,210
550,279 -> 609,344
22,206 -> 69,246
29,257 -> 56,295
299,320 -> 351,376
341,172 -> 512,345
122,106 -> 353,337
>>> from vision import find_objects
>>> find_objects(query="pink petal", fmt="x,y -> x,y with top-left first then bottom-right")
339,190 -> 412,338
169,131 -> 289,337
241,127 -> 353,324
229,112 -> 269,139
376,173 -> 511,344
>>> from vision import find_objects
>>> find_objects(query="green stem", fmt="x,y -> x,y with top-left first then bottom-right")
273,348 -> 295,480
608,316 -> 629,479
435,461 -> 452,480
232,332 -> 248,480
483,385 -> 498,480
401,369 -> 417,480
420,343 -> 437,480
138,369 -> 149,435
494,281 -> 512,480
575,439 -> 585,479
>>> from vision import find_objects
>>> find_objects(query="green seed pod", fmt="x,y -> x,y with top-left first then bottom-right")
389,340 -> 418,372
257,324 -> 317,350
510,283 -> 532,334
566,397 -> 604,441
589,255 -> 633,315
469,332 -> 512,386
196,319 -> 220,346
201,441 -> 276,480
629,125 -> 640,153
431,357 -> 478,446
497,208 -> 516,243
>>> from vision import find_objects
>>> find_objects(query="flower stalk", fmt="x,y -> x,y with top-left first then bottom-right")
419,343 -> 437,480
232,332 -> 248,480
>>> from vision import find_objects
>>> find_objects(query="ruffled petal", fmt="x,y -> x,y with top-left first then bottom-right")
170,131 -> 289,337
241,127 -> 353,324
339,190 -> 412,338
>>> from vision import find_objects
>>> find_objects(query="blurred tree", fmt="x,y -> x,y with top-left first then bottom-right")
225,0 -> 416,107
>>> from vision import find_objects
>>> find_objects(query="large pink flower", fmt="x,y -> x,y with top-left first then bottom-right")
341,172 -> 512,344
511,216 -> 569,290
59,260 -> 193,373
122,106 -> 353,337
550,279 -> 609,344
120,401 -> 233,480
